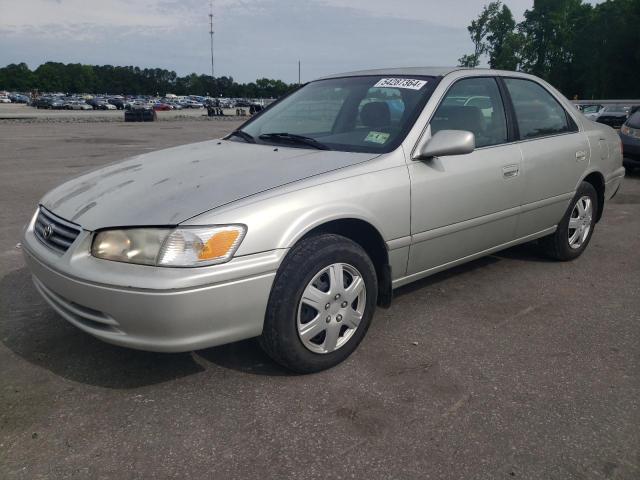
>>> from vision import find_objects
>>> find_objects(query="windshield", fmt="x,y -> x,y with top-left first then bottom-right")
237,75 -> 437,153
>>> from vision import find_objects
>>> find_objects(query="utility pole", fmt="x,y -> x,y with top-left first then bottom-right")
298,60 -> 301,85
209,0 -> 215,79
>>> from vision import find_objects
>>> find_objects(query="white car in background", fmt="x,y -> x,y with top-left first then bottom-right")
581,104 -> 604,120
64,100 -> 93,110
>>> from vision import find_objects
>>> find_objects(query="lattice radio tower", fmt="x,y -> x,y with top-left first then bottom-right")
209,0 -> 215,79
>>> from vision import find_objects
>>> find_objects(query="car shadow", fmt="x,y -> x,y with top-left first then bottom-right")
393,241 -> 551,299
0,268 -> 206,389
1,241 -> 551,383
490,241 -> 556,263
0,267 -> 292,385
196,339 -> 293,377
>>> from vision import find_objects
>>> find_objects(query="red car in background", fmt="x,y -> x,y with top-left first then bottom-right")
153,103 -> 173,111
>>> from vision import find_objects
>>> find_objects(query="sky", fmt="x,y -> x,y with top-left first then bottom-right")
0,0 -> 603,84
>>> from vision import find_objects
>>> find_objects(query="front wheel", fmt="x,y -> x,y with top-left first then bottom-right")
260,234 -> 378,373
539,181 -> 598,261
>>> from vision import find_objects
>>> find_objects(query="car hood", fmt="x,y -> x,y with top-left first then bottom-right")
41,139 -> 378,230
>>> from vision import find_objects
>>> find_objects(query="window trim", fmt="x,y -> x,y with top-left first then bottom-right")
500,76 -> 580,142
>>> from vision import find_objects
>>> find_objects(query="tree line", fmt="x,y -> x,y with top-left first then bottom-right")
459,0 -> 640,99
0,62 -> 296,98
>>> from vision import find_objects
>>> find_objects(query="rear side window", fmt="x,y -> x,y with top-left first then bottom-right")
504,78 -> 577,140
431,77 -> 508,148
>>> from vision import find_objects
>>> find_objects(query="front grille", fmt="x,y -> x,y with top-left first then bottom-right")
34,207 -> 82,254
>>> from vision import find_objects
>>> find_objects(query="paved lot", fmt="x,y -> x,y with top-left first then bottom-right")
1,120 -> 639,479
0,103 -> 250,122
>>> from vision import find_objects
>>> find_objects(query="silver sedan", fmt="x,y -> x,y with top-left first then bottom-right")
22,67 -> 625,372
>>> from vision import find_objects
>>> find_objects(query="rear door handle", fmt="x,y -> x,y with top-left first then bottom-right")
502,164 -> 520,179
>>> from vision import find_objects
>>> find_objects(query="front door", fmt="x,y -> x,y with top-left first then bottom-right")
407,76 -> 523,276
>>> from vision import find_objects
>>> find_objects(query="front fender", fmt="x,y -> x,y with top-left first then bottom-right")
184,158 -> 411,257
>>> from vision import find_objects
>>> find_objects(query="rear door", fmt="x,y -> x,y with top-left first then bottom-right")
407,76 -> 523,276
502,77 -> 588,237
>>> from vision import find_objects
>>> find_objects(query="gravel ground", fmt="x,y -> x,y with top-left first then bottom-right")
0,120 -> 639,479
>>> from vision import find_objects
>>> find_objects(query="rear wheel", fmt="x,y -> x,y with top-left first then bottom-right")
260,234 -> 377,373
539,181 -> 598,261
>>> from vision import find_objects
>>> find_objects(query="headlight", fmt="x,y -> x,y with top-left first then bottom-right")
91,225 -> 246,267
621,124 -> 631,136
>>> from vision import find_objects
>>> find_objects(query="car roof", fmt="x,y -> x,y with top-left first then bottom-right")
318,66 -> 532,80
319,66 -> 480,80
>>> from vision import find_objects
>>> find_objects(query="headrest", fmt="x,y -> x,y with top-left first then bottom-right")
360,101 -> 391,128
432,105 -> 484,133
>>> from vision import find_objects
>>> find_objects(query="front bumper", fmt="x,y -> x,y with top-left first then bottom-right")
22,219 -> 284,352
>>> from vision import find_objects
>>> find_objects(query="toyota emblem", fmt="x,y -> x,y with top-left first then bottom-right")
43,224 -> 54,239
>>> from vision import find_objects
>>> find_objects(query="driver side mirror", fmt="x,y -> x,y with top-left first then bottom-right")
413,129 -> 475,160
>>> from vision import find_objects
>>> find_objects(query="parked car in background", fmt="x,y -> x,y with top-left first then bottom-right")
233,99 -> 253,108
97,100 -> 117,110
108,97 -> 125,110
596,104 -> 631,128
86,97 -> 101,109
9,93 -> 30,103
581,104 -> 604,120
22,67 -> 625,373
179,99 -> 204,108
620,110 -> 640,170
86,97 -> 115,110
125,100 -> 152,111
64,100 -> 92,110
34,97 -> 66,109
32,97 -> 52,109
153,103 -> 173,111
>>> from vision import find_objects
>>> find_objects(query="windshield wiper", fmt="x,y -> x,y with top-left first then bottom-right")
227,130 -> 255,143
258,133 -> 331,150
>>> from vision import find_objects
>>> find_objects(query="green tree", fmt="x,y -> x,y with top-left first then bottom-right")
519,0 -> 593,93
461,0 -> 640,98
458,1 -> 521,70
585,0 -> 640,98
0,63 -> 35,90
458,2 -> 497,67
485,4 -> 521,70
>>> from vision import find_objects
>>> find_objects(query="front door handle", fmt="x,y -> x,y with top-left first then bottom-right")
502,164 -> 520,179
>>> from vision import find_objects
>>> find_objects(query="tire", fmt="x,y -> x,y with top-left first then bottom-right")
539,181 -> 598,261
260,234 -> 378,373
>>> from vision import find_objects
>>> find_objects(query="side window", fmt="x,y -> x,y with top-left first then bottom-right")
431,77 -> 508,148
504,78 -> 577,140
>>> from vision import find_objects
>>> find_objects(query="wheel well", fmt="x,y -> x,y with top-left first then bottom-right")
302,219 -> 392,308
583,172 -> 605,222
